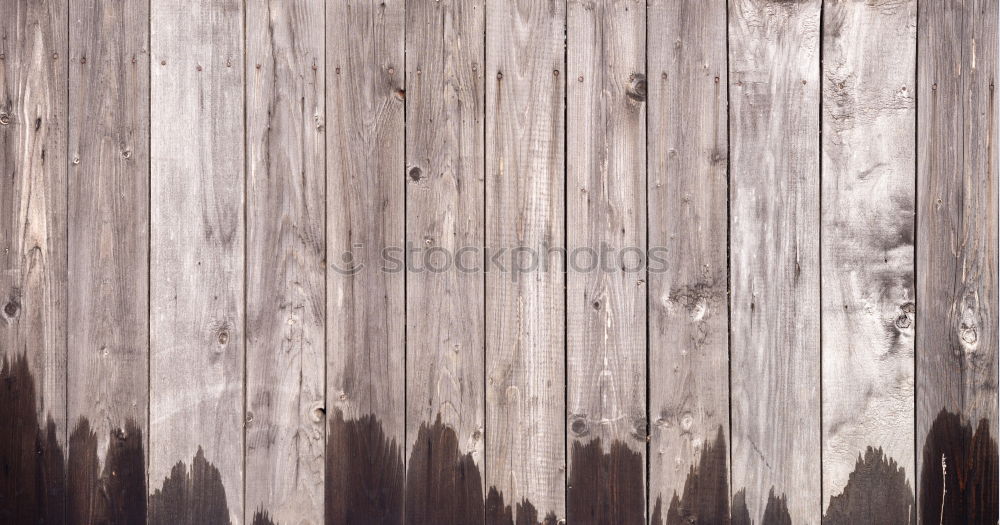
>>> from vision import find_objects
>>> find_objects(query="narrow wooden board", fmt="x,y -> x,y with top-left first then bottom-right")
66,0 -> 150,521
916,0 -> 999,523
728,0 -> 822,523
149,0 -> 245,522
0,0 -> 67,439
485,0 -> 566,519
405,0 -> 487,508
820,0 -> 917,519
246,1 -> 326,524
566,0 -> 646,522
647,0 -> 730,522
325,0 -> 406,521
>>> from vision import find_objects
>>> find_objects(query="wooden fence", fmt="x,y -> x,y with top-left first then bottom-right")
0,0 -> 997,524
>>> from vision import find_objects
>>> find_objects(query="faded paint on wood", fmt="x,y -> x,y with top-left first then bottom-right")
246,0 -> 326,524
68,0 -> 149,467
820,0 -> 916,516
917,0 -> 999,522
647,0 -> 730,521
325,0 -> 406,521
150,0 -> 245,522
729,0 -> 822,523
485,0 -> 566,519
405,0 -> 486,497
566,0 -> 646,522
0,0 -> 67,442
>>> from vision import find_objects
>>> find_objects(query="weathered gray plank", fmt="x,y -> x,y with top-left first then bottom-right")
405,0 -> 487,514
149,0 -> 245,522
0,0 -> 67,522
66,0 -> 149,520
916,0 -> 999,522
485,0 -> 566,519
820,1 -> 917,521
246,0 -> 325,523
0,0 -> 67,438
326,0 -> 406,522
565,0 -> 645,523
647,0 -> 730,523
728,0 -> 822,523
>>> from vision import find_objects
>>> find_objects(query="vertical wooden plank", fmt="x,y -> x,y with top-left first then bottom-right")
405,0 -> 486,522
326,0 -> 406,522
149,0 -> 245,522
246,0 -> 325,523
66,0 -> 149,521
728,0 -> 821,524
819,1 -> 917,523
565,0 -> 645,523
0,0 -> 67,522
917,0 -> 999,523
646,0 -> 730,523
485,0 -> 565,520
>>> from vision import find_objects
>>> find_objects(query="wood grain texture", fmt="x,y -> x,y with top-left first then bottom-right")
565,0 -> 645,522
728,0 -> 821,523
0,0 -> 67,444
916,0 -> 999,522
326,0 -> 405,519
485,0 -> 565,518
647,0 -> 729,516
820,0 -> 916,512
67,0 -> 149,481
246,1 -> 326,524
150,0 -> 245,522
405,0 -> 486,487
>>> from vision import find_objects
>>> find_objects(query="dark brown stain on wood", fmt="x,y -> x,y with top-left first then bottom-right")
404,415 -> 483,525
0,354 -> 66,524
485,486 -> 558,525
568,438 -> 644,525
760,489 -> 791,525
148,447 -> 232,525
326,410 -> 403,525
68,417 -> 147,525
729,487 -> 790,525
731,489 -> 751,525
919,409 -> 999,525
657,426 -> 729,525
251,508 -> 276,525
823,446 -> 914,525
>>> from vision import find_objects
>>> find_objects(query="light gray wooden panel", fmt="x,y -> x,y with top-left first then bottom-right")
246,0 -> 325,523
728,0 -> 822,523
150,0 -> 245,522
485,0 -> 566,518
325,0 -> 405,513
566,0 -> 646,522
916,0 -> 998,522
67,0 -> 149,471
647,0 -> 730,520
405,0 -> 486,483
0,0 -> 67,441
820,0 -> 916,517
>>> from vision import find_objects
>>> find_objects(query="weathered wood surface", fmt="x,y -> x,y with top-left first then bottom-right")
917,0 -> 999,523
820,0 -> 917,520
246,1 -> 326,524
325,0 -> 406,522
647,0 -> 730,523
0,0 -> 67,440
405,0 -> 487,512
67,0 -> 150,521
485,0 -> 566,520
149,0 -> 245,523
729,0 -> 822,524
566,0 -> 646,523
